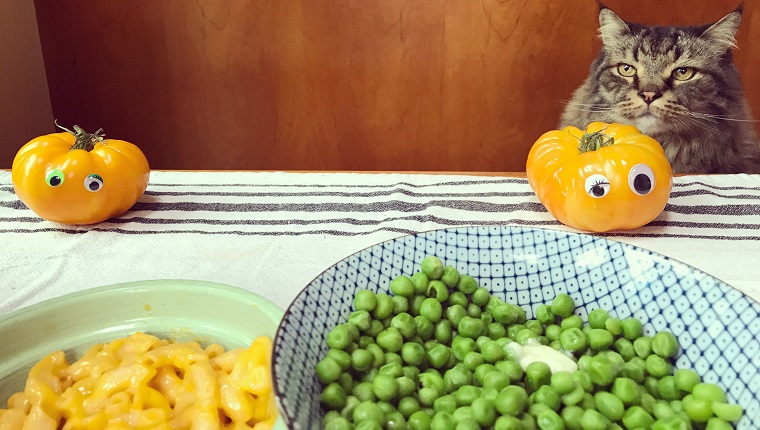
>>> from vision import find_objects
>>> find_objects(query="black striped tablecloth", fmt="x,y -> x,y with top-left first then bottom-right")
1,171 -> 758,314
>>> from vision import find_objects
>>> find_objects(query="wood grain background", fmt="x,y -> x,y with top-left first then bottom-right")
30,0 -> 759,171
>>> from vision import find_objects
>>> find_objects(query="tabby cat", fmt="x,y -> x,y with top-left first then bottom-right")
560,6 -> 760,174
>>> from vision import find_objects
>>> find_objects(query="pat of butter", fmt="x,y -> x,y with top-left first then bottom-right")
506,341 -> 578,373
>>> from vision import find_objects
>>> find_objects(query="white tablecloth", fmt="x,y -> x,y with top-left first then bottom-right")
1,170 -> 758,316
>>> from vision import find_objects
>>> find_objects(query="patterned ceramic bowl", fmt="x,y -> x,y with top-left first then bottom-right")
272,226 -> 760,429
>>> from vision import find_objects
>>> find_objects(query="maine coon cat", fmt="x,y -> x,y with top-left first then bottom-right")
560,6 -> 760,174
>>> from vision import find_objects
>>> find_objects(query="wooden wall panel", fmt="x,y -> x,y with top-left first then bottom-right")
33,0 -> 759,171
1,0 -> 53,168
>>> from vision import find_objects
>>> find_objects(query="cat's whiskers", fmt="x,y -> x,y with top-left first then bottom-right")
558,100 -> 614,114
687,111 -> 759,123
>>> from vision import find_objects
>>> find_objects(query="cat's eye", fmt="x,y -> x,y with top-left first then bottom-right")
585,174 -> 611,198
628,164 -> 655,196
672,67 -> 696,81
617,64 -> 637,77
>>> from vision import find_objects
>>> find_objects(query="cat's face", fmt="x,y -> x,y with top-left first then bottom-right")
594,8 -> 742,136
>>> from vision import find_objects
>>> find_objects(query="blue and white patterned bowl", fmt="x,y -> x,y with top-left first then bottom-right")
272,226 -> 760,429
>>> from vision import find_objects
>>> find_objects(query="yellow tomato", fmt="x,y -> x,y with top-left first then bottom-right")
12,125 -> 150,225
526,122 -> 672,232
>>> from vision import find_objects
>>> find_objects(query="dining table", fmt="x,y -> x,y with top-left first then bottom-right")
0,170 -> 758,318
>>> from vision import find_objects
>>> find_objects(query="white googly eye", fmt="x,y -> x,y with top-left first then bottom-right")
83,174 -> 104,192
628,164 -> 655,195
585,174 -> 611,198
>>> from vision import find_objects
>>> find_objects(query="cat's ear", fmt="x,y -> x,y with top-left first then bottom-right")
598,7 -> 630,49
701,9 -> 742,51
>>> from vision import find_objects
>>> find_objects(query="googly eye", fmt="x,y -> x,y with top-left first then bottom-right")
83,174 -> 104,192
45,169 -> 64,187
585,174 -> 611,198
628,164 -> 655,195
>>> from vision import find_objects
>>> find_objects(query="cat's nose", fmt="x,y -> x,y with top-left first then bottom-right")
639,91 -> 661,104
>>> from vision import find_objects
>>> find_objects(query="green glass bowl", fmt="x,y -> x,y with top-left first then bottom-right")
0,279 -> 286,429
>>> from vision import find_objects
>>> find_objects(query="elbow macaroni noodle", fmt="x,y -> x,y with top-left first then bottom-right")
0,333 -> 278,429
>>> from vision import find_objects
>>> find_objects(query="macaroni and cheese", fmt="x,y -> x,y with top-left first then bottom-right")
0,332 -> 278,429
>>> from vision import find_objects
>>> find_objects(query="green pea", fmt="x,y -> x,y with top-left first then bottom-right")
453,417 -> 479,430
652,402 -> 676,420
524,319 -> 543,335
325,416 -> 352,430
428,280 -> 450,302
427,344 -> 452,369
353,400 -> 384,423
711,402 -> 744,422
674,368 -> 701,393
534,304 -> 555,325
446,304 -> 468,327
494,415 -> 523,430
415,315 -> 435,340
470,287 -> 491,306
458,316 -> 485,339
398,396 -> 421,418
683,394 -> 714,423
411,272 -> 430,295
418,386 -> 440,407
605,317 -> 623,336
457,275 -> 478,294
550,371 -> 576,395
466,303 -> 482,318
520,413 -> 537,430
651,415 -> 690,430
434,394 -> 457,414
657,376 -> 680,400
317,357 -> 344,385
487,322 -> 507,339
691,382 -> 727,404
641,392 -> 657,414
541,325 -> 559,343
612,338 -> 635,361
408,410 -> 433,430
581,409 -> 610,430
444,364 -> 473,392
559,327 -> 588,352
421,256 -> 445,280
373,293 -> 394,319
358,335 -> 375,349
392,295 -> 410,315
482,371 -> 511,392
434,319 -> 453,345
365,320 -> 383,337
580,393 -> 596,410
561,385 -> 585,406
471,397 -> 497,427
561,405 -> 584,430
497,386 -> 529,416
386,411 -> 407,430
341,395 -> 361,420
594,391 -> 625,421
327,324 -> 355,350
507,324 -> 526,341
355,421 -> 382,430
622,406 -> 655,430
612,377 -> 641,406
391,275 -> 416,297
454,385 -> 482,406
371,374 -> 399,402
377,327 -> 404,352
560,315 -> 583,331
354,290 -> 378,313
516,328 -> 540,346
461,351 -> 484,371
492,304 -> 519,325
451,336 -> 476,361
397,376 -> 416,398
354,381 -> 377,401
652,331 -> 679,358
496,360 -> 524,382
586,356 -> 618,387
550,293 -> 575,318
325,349 -> 352,372
634,336 -> 654,357
588,329 -> 614,351
351,349 -> 374,372
440,265 -> 460,287
536,409 -> 564,430
410,295 -> 426,317
401,342 -> 426,366
366,343 -> 385,368
419,298 -> 443,323
337,372 -> 354,393
525,361 -> 552,391
588,308 -> 610,329
390,312 -> 417,339
447,291 -> 469,308
379,361 -> 403,378
646,354 -> 673,378
430,411 -> 456,430
621,317 -> 644,340
533,385 -> 561,411
348,310 -> 373,332
480,340 -> 505,363
321,382 -> 348,410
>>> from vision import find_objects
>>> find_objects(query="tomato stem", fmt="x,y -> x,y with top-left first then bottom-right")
55,120 -> 105,151
578,129 -> 614,153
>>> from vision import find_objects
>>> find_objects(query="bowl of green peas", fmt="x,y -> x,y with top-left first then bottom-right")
271,225 -> 759,429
